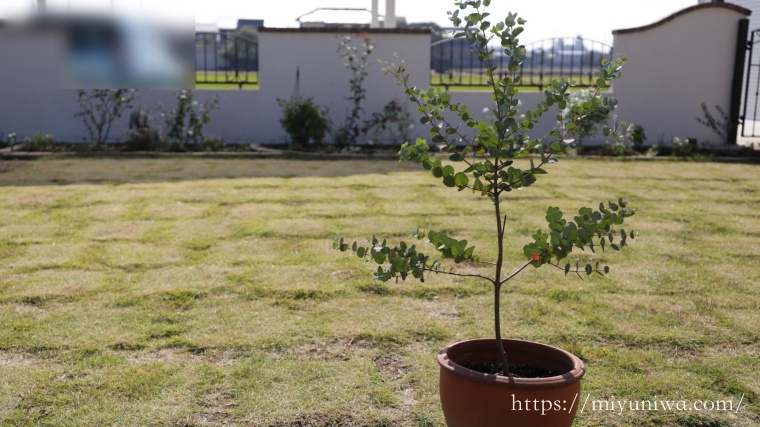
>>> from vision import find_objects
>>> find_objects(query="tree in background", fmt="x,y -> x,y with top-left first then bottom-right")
223,27 -> 259,72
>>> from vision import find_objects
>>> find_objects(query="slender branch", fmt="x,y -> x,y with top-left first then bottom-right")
504,97 -> 607,189
536,85 -> 603,144
499,260 -> 533,286
459,183 -> 494,197
423,267 -> 491,282
393,68 -> 479,167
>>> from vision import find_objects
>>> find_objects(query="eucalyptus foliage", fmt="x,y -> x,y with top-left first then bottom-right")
334,0 -> 637,376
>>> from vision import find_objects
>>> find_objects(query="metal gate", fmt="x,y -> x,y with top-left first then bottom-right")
740,27 -> 760,138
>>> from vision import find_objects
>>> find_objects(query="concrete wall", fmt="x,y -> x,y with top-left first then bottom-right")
255,28 -> 430,144
612,3 -> 750,145
0,28 -> 433,145
0,4 -> 752,147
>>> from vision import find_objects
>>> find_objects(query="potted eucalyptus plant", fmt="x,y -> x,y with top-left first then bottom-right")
334,1 -> 636,426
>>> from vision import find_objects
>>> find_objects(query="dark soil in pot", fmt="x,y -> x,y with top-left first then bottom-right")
464,362 -> 560,378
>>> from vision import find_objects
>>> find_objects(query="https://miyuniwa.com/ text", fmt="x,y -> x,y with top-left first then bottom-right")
509,392 -> 746,416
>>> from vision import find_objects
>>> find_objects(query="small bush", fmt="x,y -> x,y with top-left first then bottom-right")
75,89 -> 137,148
0,132 -> 17,150
338,34 -> 374,147
671,137 -> 696,158
564,89 -> 618,142
22,132 -> 56,152
160,90 -> 221,150
363,99 -> 413,145
643,145 -> 659,157
193,136 -> 225,152
696,102 -> 729,144
277,96 -> 331,148
602,140 -> 635,156
125,109 -> 163,151
629,124 -> 647,147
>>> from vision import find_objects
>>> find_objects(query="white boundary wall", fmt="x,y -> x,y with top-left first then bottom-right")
0,28 -> 433,145
255,28 -> 430,143
612,3 -> 750,146
0,4 -> 751,146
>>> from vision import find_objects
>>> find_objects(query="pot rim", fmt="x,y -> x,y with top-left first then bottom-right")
437,338 -> 585,389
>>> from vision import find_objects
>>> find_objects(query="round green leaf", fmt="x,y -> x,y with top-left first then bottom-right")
454,172 -> 469,187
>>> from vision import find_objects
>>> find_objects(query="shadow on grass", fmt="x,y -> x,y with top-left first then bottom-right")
0,155 -> 422,186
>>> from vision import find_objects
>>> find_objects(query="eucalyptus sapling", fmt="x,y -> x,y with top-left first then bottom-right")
334,0 -> 638,377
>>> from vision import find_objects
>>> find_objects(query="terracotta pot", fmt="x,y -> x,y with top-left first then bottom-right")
437,339 -> 585,427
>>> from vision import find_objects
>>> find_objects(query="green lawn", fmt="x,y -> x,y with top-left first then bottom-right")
195,71 -> 259,90
430,71 -> 601,91
0,157 -> 758,426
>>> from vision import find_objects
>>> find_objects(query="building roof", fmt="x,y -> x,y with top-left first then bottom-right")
296,8 -> 376,26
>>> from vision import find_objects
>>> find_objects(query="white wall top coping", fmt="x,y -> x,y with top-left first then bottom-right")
612,2 -> 751,35
258,27 -> 431,35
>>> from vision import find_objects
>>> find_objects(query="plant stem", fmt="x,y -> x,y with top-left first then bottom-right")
480,17 -> 512,377
493,185 -> 509,376
493,281 -> 509,376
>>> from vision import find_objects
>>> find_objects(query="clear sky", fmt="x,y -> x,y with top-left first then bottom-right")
2,0 -> 698,44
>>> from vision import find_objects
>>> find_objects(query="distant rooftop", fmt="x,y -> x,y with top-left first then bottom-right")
195,19 -> 263,33
296,8 -> 404,28
297,8 -> 375,28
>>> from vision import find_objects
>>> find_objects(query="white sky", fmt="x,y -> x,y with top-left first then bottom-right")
1,0 -> 698,44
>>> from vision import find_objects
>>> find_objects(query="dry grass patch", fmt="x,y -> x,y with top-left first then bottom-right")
0,157 -> 758,426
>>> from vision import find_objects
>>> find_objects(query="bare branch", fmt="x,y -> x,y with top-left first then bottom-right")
423,267 -> 493,282
499,260 -> 533,286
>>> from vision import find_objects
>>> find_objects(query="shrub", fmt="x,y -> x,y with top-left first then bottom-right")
125,109 -> 162,151
194,136 -> 225,152
696,102 -> 729,144
363,99 -> 413,146
338,34 -> 375,147
160,90 -> 221,150
671,137 -> 696,158
564,89 -> 618,143
22,132 -> 55,152
277,96 -> 331,148
75,89 -> 137,149
629,124 -> 647,147
602,140 -> 635,156
0,132 -> 17,150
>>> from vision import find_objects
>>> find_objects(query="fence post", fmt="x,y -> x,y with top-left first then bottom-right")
730,18 -> 749,145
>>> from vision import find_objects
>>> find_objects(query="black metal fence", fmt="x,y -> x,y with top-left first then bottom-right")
195,32 -> 258,88
431,35 -> 612,90
741,28 -> 760,137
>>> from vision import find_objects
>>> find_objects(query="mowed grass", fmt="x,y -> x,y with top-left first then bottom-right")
195,71 -> 259,90
0,157 -> 759,427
